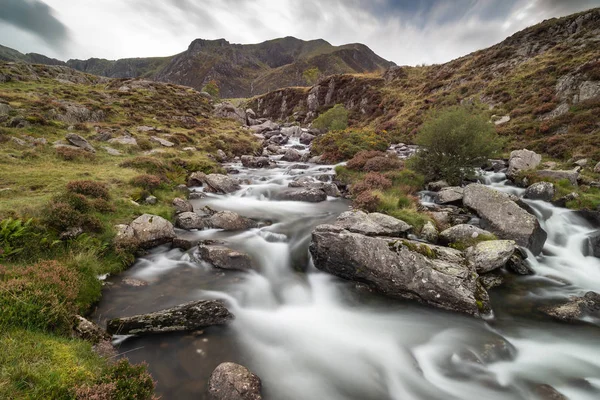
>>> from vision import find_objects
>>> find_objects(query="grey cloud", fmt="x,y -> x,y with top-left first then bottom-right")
0,0 -> 69,51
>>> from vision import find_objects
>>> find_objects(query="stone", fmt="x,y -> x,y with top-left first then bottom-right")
10,137 -> 29,147
208,362 -> 262,400
536,169 -> 579,186
310,226 -> 488,316
505,252 -> 534,275
106,300 -> 233,335
214,102 -> 247,125
421,221 -> 439,243
173,197 -> 193,214
172,237 -> 201,250
479,273 -> 504,290
506,149 -> 542,179
126,214 -> 176,249
539,292 -> 600,323
274,188 -> 327,202
524,181 -> 555,201
207,211 -> 258,231
436,187 -> 464,205
150,136 -> 175,147
427,180 -> 449,191
299,132 -> 316,145
65,133 -> 95,153
553,192 -> 579,208
574,158 -> 588,167
108,136 -> 137,146
280,126 -> 303,137
145,195 -> 157,205
189,192 -> 207,200
492,115 -> 511,125
594,162 -> 600,174
439,224 -> 494,246
280,149 -> 302,162
250,120 -> 279,134
103,146 -> 121,156
241,155 -> 270,168
463,184 -> 547,255
465,240 -> 516,273
585,231 -> 600,258
74,315 -> 110,344
176,212 -> 204,230
334,210 -> 412,237
189,173 -> 241,194
199,243 -> 255,271
0,103 -> 12,116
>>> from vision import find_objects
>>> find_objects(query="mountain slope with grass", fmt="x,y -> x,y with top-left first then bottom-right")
249,8 -> 600,160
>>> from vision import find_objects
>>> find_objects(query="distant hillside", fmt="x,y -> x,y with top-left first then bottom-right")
0,44 -> 64,66
249,8 -> 600,160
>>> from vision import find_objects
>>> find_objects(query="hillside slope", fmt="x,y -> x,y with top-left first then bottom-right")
249,8 -> 600,160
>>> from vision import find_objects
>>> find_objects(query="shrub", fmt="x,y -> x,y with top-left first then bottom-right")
312,128 -> 389,162
130,174 -> 164,191
364,156 -> 403,172
120,157 -> 168,174
353,191 -> 381,212
56,147 -> 94,162
347,151 -> 388,170
0,261 -> 80,333
136,137 -> 153,151
96,359 -> 156,400
67,181 -> 110,200
312,104 -> 349,132
0,218 -> 33,261
45,202 -> 85,232
409,106 -> 502,185
350,172 -> 392,195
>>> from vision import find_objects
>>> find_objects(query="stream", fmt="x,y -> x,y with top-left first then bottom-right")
94,140 -> 600,400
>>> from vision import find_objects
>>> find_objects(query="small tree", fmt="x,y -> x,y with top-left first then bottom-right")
202,80 -> 220,99
312,104 -> 349,131
409,106 -> 502,185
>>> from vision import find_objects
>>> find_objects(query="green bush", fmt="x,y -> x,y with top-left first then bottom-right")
98,359 -> 155,400
67,181 -> 110,200
0,218 -> 33,261
312,104 -> 349,132
312,128 -> 389,162
409,106 -> 502,185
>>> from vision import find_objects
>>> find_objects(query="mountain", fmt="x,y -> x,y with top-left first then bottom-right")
249,8 -> 600,160
0,44 -> 64,66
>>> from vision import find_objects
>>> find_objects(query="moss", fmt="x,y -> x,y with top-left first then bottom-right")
388,240 -> 438,259
449,233 -> 498,251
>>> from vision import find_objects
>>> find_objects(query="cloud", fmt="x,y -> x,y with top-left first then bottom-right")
0,0 -> 70,52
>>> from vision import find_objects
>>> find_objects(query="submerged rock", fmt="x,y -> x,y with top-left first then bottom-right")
208,362 -> 263,400
106,300 -> 233,335
241,155 -> 270,168
274,188 -> 327,202
309,225 -> 488,316
334,210 -> 412,237
463,184 -> 547,255
539,292 -> 600,323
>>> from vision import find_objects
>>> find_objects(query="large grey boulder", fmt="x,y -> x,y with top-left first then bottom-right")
106,300 -> 233,335
208,362 -> 262,400
436,187 -> 464,205
274,188 -> 327,202
288,179 -> 341,197
280,149 -> 302,162
173,197 -> 193,214
465,240 -> 516,273
310,225 -> 489,316
524,182 -> 555,201
299,132 -> 316,145
585,231 -> 600,258
250,120 -> 279,134
506,149 -> 541,178
118,214 -> 176,249
439,224 -> 494,246
199,243 -> 255,271
188,172 -> 241,194
463,184 -> 547,255
207,211 -> 258,231
66,133 -> 95,153
334,211 -> 412,237
241,155 -> 270,168
214,102 -> 247,125
175,212 -> 204,230
536,169 -> 579,186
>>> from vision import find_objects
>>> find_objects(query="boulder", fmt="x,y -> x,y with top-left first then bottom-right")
540,292 -> 600,323
421,221 -> 439,243
310,226 -> 488,316
106,300 -> 233,335
280,149 -> 302,162
122,214 -> 176,249
250,120 -> 278,134
74,315 -> 111,344
574,158 -> 588,168
334,211 -> 412,237
150,136 -> 175,147
199,243 -> 255,271
594,161 -> 600,174
505,250 -> 534,275
189,173 -> 241,194
172,237 -> 201,250
436,187 -> 464,205
144,195 -> 157,205
585,231 -> 600,258
214,102 -> 246,125
65,133 -> 95,153
241,155 -> 270,168
463,184 -> 547,255
439,224 -> 494,246
173,197 -> 193,214
207,211 -> 258,231
465,240 -> 516,274
553,192 -> 579,208
299,132 -> 316,145
289,179 -> 341,197
108,136 -> 137,146
175,212 -> 204,230
208,362 -> 262,400
524,182 -> 555,201
506,149 -> 542,178
426,180 -> 449,192
280,126 -> 302,137
536,169 -> 579,186
274,188 -> 327,202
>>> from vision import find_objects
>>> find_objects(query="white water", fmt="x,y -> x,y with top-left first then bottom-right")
96,149 -> 600,399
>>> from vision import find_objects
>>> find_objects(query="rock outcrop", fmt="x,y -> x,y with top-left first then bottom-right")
208,362 -> 263,400
333,210 -> 412,237
506,149 -> 541,179
465,240 -> 516,273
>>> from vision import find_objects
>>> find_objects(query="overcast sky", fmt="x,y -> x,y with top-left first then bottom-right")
0,0 -> 598,65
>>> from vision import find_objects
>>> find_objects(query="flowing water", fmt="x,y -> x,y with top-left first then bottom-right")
94,146 -> 600,399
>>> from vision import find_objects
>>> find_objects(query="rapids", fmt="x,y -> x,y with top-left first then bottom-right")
94,143 -> 600,399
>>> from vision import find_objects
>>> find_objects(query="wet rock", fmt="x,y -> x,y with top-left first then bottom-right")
334,210 -> 412,237
524,182 -> 555,201
106,300 -> 234,335
199,243 -> 255,271
534,384 -> 568,400
539,292 -> 600,323
280,149 -> 302,162
288,178 -> 341,197
479,273 -> 504,290
173,197 -> 193,214
208,362 -> 262,400
299,132 -> 315,145
207,211 -> 258,231
439,224 -> 494,246
421,221 -> 439,243
274,188 -> 327,202
176,212 -> 204,230
436,187 -> 464,205
463,184 -> 547,255
465,240 -> 516,273
118,214 -> 176,249
121,278 -> 148,287
536,169 -> 579,186
172,237 -> 201,250
506,149 -> 542,179
553,192 -> 579,208
585,231 -> 600,258
74,315 -> 110,344
65,133 -> 95,153
189,192 -> 207,200
310,226 -> 488,316
505,251 -> 534,275
241,155 -> 270,168
188,173 -> 241,194
427,180 -> 449,191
